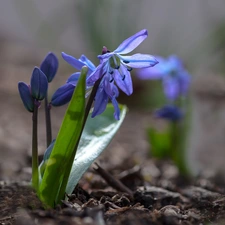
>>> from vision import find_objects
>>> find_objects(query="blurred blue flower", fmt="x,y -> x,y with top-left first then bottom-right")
155,105 -> 183,122
51,53 -> 120,119
87,29 -> 158,96
18,82 -> 34,112
30,67 -> 48,101
137,55 -> 191,101
40,52 -> 59,83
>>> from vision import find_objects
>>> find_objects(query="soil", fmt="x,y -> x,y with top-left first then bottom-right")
1,157 -> 225,225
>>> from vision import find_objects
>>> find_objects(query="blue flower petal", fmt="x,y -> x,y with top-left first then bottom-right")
112,85 -> 119,98
62,52 -> 85,71
51,83 -> 75,106
168,55 -> 183,69
163,76 -> 179,101
79,55 -> 96,71
18,82 -> 34,112
92,85 -> 108,118
86,63 -> 105,85
114,66 -> 133,95
119,54 -> 158,68
102,76 -> 120,119
114,29 -> 148,55
102,75 -> 115,98
179,71 -> 191,96
30,67 -> 48,100
111,97 -> 120,120
40,52 -> 58,82
66,72 -> 81,85
136,66 -> 163,80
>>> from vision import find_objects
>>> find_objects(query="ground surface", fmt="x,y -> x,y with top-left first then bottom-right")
1,159 -> 225,225
1,41 -> 225,225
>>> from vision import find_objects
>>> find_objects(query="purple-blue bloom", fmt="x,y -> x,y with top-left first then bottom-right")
155,105 -> 183,122
137,55 -> 191,101
51,53 -> 121,119
87,29 -> 158,96
52,29 -> 157,120
40,52 -> 59,83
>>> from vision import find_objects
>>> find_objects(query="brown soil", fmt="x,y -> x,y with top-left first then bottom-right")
1,157 -> 225,225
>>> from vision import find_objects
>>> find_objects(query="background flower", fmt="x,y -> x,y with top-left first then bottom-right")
137,55 -> 191,101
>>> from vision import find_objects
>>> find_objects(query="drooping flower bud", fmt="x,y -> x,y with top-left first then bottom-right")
40,52 -> 58,82
51,83 -> 75,106
155,105 -> 182,122
30,67 -> 48,100
18,82 -> 34,112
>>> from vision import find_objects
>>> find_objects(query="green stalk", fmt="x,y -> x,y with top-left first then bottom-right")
83,77 -> 102,126
32,102 -> 39,191
45,92 -> 52,147
170,120 -> 189,176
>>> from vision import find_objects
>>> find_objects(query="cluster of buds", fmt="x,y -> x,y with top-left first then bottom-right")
18,53 -> 58,112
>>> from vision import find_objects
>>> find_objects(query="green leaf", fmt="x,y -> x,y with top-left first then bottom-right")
66,104 -> 127,195
148,127 -> 171,158
38,67 -> 87,207
39,139 -> 55,179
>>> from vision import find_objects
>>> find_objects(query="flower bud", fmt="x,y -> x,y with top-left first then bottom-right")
40,52 -> 58,82
51,83 -> 75,106
30,67 -> 48,100
66,72 -> 80,85
155,105 -> 182,122
18,82 -> 34,112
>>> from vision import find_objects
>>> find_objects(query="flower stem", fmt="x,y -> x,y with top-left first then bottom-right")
170,120 -> 189,176
83,77 -> 102,125
32,101 -> 39,191
45,93 -> 52,147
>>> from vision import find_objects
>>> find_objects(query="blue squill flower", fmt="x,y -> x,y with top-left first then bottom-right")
137,55 -> 191,101
155,105 -> 183,122
51,53 -> 120,119
87,29 -> 158,96
40,52 -> 59,83
18,82 -> 34,112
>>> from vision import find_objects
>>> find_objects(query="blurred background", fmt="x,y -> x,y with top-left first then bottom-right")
1,0 -> 225,180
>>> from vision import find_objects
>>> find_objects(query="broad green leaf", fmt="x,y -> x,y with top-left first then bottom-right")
38,67 -> 87,207
66,104 -> 127,195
